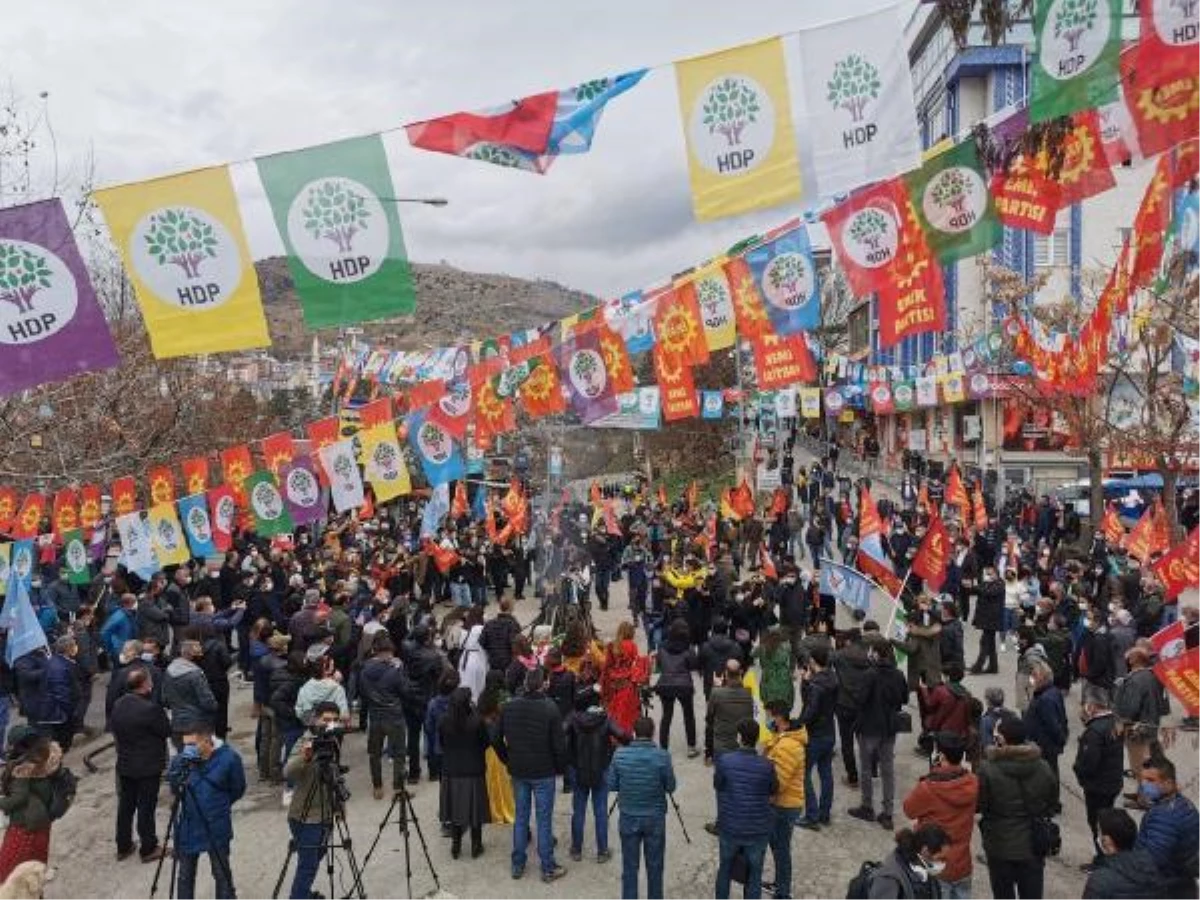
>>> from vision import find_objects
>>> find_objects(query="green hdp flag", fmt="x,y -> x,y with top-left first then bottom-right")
256,134 -> 416,329
243,471 -> 295,538
1030,0 -> 1120,123
904,140 -> 1001,264
62,530 -> 91,585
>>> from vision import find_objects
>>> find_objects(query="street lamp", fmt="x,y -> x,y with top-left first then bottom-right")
379,197 -> 449,207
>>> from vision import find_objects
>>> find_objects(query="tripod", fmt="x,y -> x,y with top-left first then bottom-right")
357,787 -> 440,899
270,750 -> 366,899
607,793 -> 692,844
149,767 -> 235,898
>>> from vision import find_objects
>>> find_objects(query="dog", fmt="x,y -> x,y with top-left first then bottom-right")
0,861 -> 46,900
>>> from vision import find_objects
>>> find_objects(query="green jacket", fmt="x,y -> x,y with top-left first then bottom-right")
0,743 -> 60,831
284,738 -> 338,825
977,742 -> 1058,861
755,643 -> 795,709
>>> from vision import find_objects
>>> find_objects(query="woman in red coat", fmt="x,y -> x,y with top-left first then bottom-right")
600,622 -> 647,735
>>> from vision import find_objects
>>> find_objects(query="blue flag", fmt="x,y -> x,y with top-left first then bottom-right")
471,483 -> 487,522
701,390 -> 725,419
819,560 -> 874,614
420,483 -> 450,539
177,493 -> 217,559
0,565 -> 48,665
7,540 -> 34,598
548,70 -> 647,158
745,225 -> 821,336
407,409 -> 465,487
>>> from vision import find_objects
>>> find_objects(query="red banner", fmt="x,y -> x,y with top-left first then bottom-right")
945,464 -> 970,516
595,324 -> 635,395
147,464 -> 176,506
1125,499 -> 1170,561
1152,528 -> 1200,601
1122,46 -> 1199,158
111,477 -> 138,517
1138,0 -> 1200,84
519,356 -> 567,418
261,432 -> 297,476
990,158 -> 1062,234
725,257 -> 773,341
877,217 -> 946,349
51,488 -> 80,539
751,333 -> 817,390
406,378 -> 448,411
912,512 -> 950,592
78,485 -> 102,529
1038,110 -> 1116,207
1102,502 -> 1125,545
653,283 -> 709,368
654,349 -> 699,421
220,445 -> 254,499
12,493 -> 46,540
1150,620 -> 1199,717
0,487 -> 15,533
358,397 -> 393,429
181,457 -> 210,496
1130,155 -> 1173,290
306,417 -> 341,485
822,180 -> 907,296
209,485 -> 238,553
473,378 -> 515,448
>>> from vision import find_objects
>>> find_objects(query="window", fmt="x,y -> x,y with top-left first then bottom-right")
848,302 -> 871,355
1035,212 -> 1071,267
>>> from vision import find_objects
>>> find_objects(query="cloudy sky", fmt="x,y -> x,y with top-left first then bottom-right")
4,0 -> 919,299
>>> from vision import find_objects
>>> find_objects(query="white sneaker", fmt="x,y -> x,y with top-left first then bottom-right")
282,789 -> 294,808
999,641 -> 1007,653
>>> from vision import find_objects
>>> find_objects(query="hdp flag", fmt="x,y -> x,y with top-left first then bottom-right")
1139,0 -> 1200,84
243,471 -> 295,538
797,5 -> 921,196
744,225 -> 821,336
7,541 -> 33,597
208,485 -> 237,553
701,390 -> 724,419
904,140 -> 1001,263
360,422 -> 412,503
0,199 -> 118,396
421,483 -> 450,539
820,560 -> 874,614
430,381 -> 473,441
823,180 -> 907,297
257,135 -> 416,327
61,529 -> 91,586
408,409 -> 465,487
148,503 -> 191,567
116,511 -> 160,581
559,330 -> 619,424
93,166 -> 270,359
674,37 -> 803,221
177,493 -> 217,558
318,439 -> 365,513
0,566 -> 47,665
869,382 -> 895,414
1031,0 -> 1121,122
911,512 -> 951,592
279,457 -> 325,527
689,264 -> 737,352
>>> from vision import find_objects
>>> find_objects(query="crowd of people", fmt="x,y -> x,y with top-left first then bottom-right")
0,448 -> 1194,899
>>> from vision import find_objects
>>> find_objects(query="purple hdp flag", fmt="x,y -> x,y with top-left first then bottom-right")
280,456 -> 328,526
557,328 -> 618,425
0,198 -> 118,396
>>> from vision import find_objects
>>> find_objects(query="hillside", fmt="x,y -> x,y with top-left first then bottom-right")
255,256 -> 595,357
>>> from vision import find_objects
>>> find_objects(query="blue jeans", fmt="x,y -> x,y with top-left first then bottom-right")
512,776 -> 557,876
176,847 -> 235,899
716,833 -> 770,899
619,812 -> 666,899
804,735 -> 835,823
288,819 -> 329,899
768,807 -> 802,898
938,875 -> 973,899
451,581 -> 471,608
570,778 -> 609,855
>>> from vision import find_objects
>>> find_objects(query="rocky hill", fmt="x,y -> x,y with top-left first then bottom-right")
255,256 -> 595,357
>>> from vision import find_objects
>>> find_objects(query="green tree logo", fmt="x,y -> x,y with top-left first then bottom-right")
0,243 -> 52,314
1173,0 -> 1199,22
930,168 -> 971,214
1054,0 -> 1098,51
574,78 -> 611,102
701,77 -> 761,147
571,349 -> 605,398
465,143 -> 525,168
300,179 -> 371,254
826,54 -> 882,123
332,453 -> 355,482
252,481 -> 282,519
764,254 -> 811,306
372,441 -> 399,477
419,422 -> 450,462
186,506 -> 211,540
156,518 -> 179,550
696,278 -> 727,308
848,208 -> 891,251
143,208 -> 218,279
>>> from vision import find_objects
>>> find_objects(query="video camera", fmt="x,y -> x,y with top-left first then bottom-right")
308,723 -> 352,804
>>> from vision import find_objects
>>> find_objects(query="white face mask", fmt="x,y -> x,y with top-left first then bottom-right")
921,857 -> 946,877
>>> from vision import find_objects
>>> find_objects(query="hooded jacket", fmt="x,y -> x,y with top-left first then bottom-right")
0,742 -> 62,830
479,612 -> 522,673
977,742 -> 1059,861
162,657 -> 218,733
763,725 -> 807,809
1073,712 -> 1124,797
1083,847 -> 1170,899
654,635 -> 698,695
566,706 -> 629,788
797,668 -> 838,741
903,764 -> 979,882
833,641 -> 873,710
359,656 -> 416,727
166,740 -> 246,854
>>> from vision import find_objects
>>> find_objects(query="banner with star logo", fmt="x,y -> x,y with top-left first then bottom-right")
147,465 -> 176,506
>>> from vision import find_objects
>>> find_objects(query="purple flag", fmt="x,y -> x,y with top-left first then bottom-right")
280,456 -> 327,526
557,329 -> 618,425
0,199 -> 118,395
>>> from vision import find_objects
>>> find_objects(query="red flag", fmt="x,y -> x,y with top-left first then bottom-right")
484,500 -> 499,543
306,417 -> 341,486
751,332 -> 818,389
822,180 -> 908,296
594,324 -> 635,395
0,487 -> 16,532
858,485 -> 887,541
972,482 -> 989,532
1036,110 -> 1116,207
1130,155 -> 1174,290
209,485 -> 238,553
404,92 -> 558,158
1150,620 -> 1199,716
181,457 -> 210,496
759,545 -> 778,580
1138,0 -> 1200,83
654,348 -> 699,421
589,482 -> 603,506
51,488 -> 79,539
78,485 -> 102,529
857,550 -> 904,598
452,481 -> 469,520
425,539 -> 461,575
912,511 -> 951,592
686,481 -> 700,515
111,477 -> 138,517
219,445 -> 254,499
473,378 -> 515,448
12,493 -> 46,539
653,283 -> 709,367
147,465 -> 176,506
407,379 -> 448,411
519,355 -> 567,418
770,486 -> 789,517
360,485 -> 376,521
725,257 -> 773,341
502,479 -> 529,534
261,432 -> 297,477
731,480 -> 756,520
1122,45 -> 1199,158
990,156 -> 1063,234
917,480 -> 930,512
1152,528 -> 1200,601
358,397 -> 392,429
1125,499 -> 1170,560
876,225 -> 946,349
1102,502 -> 1125,545
603,501 -> 622,537
945,464 -> 970,517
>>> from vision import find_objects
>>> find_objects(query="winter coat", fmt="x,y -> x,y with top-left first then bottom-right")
777,579 -> 808,629
868,849 -> 945,899
1083,848 -> 1170,899
438,712 -> 490,779
268,666 -> 305,730
162,658 -> 218,733
423,693 -> 451,760
1015,644 -> 1050,712
856,661 -> 909,738
566,707 -> 629,788
105,659 -> 163,724
24,652 -> 79,726
896,619 -> 942,691
607,739 -> 676,818
0,742 -> 61,830
457,624 -> 488,704
921,682 -> 975,739
763,725 -> 807,809
137,596 -> 172,647
479,613 -> 522,673
797,668 -> 839,741
401,640 -> 444,709
903,764 -> 979,883
754,642 -> 795,711
1073,712 -> 1125,798
495,692 -> 566,780
1077,628 -> 1117,690
977,742 -> 1059,861
1024,683 -> 1069,759
284,739 -> 339,825
100,608 -> 138,662
1114,668 -> 1163,732
654,638 -> 698,696
110,691 -> 171,779
834,642 -> 873,711
359,657 -> 416,727
714,748 -> 777,839
707,683 -> 754,756
166,741 -> 246,853
939,619 -> 965,670
699,635 -> 743,696
1110,624 -> 1137,678
972,579 -> 1005,632
294,677 -> 348,725
1136,793 -> 1200,894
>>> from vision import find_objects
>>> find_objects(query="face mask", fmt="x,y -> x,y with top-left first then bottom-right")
1139,781 -> 1163,802
181,744 -> 201,761
921,858 -> 946,877
141,652 -> 155,663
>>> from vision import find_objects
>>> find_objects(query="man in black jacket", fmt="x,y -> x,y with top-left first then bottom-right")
1024,660 -> 1069,782
1077,612 -> 1117,693
832,630 -> 872,789
163,566 -> 193,656
776,563 -> 808,666
797,644 -> 839,829
359,635 -> 416,799
565,686 -> 630,863
401,624 -> 445,783
496,667 -> 567,883
1074,684 -> 1125,868
111,667 -> 171,862
479,599 -> 522,675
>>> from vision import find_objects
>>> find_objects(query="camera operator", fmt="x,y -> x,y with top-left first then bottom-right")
284,701 -> 349,900
166,723 -> 246,900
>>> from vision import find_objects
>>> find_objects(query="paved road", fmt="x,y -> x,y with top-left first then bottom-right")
46,579 -> 1198,899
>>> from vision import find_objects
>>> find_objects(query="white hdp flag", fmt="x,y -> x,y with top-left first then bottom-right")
318,438 -> 366,513
797,3 -> 921,196
116,511 -> 160,580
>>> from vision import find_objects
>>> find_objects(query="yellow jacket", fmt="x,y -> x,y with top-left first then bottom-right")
764,726 -> 808,810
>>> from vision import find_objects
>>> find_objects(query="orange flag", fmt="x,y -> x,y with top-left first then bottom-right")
51,488 -> 80,539
770,486 -> 789,517
452,482 -> 469,520
111,477 -> 138,516
220,445 -> 254,499
917,480 -> 930,511
519,355 -> 567,418
759,545 -> 778,580
358,397 -> 393,429
912,510 -> 950,592
0,487 -> 16,532
1125,499 -> 1170,561
657,485 -> 668,508
181,457 -> 210,496
78,485 -> 103,529
425,539 -> 460,575
590,482 -> 603,506
731,480 -> 756,520
945,464 -> 970,517
1101,502 -> 1125,545
654,282 -> 709,367
972,482 -> 988,532
147,465 -> 176,506
594,324 -> 636,395
307,417 -> 341,485
12,493 -> 46,539
1152,528 -> 1200,601
484,500 -> 499,543
261,432 -> 296,476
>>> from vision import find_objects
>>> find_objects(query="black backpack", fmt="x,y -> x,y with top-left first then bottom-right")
846,860 -> 880,899
45,766 -> 79,821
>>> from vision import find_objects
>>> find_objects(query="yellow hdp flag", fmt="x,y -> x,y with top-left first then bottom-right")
690,261 -> 737,352
741,669 -> 772,745
359,422 -> 411,503
675,37 -> 802,222
94,167 -> 270,359
148,503 -> 191,567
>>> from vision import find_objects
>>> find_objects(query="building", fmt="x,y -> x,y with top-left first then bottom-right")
846,1 -> 1150,500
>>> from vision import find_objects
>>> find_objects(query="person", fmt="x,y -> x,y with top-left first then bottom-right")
283,701 -> 345,900
797,643 -> 838,829
850,640 -> 908,830
833,628 -> 873,789
495,667 -> 567,883
1077,607 -> 1117,693
1082,807 -> 1169,899
255,633 -> 291,782
295,650 -> 349,726
762,700 -> 807,900
938,599 -> 965,671
1074,684 -> 1125,868
27,638 -> 81,752
1114,648 -> 1164,807
713,718 -> 777,900
753,626 -> 795,716
1023,660 -> 1068,780
162,639 -> 218,750
655,618 -> 700,755
105,638 -> 162,728
164,565 -> 193,655
358,634 -> 415,799
705,659 -> 754,767
902,732 -> 978,899
110,668 -> 170,863
1134,756 -> 1199,898
0,729 -> 60,884
437,686 -> 491,860
167,722 -> 245,900
969,566 -> 1004,675
979,686 -> 1009,753
601,622 -> 647,736
457,617 -> 488,704
867,824 -> 952,899
608,716 -> 676,900
100,593 -> 139,664
479,598 -> 521,675
565,685 -> 630,863
976,714 -> 1059,899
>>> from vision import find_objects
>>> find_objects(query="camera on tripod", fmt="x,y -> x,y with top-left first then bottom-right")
308,723 -> 351,804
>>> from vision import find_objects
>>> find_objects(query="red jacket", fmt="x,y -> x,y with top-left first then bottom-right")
903,765 -> 979,882
921,682 -> 974,738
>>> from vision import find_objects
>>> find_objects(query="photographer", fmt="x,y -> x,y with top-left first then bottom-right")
166,723 -> 245,900
284,701 -> 347,900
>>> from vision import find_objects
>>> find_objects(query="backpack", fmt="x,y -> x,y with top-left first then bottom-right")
845,860 -> 880,899
45,766 -> 78,821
